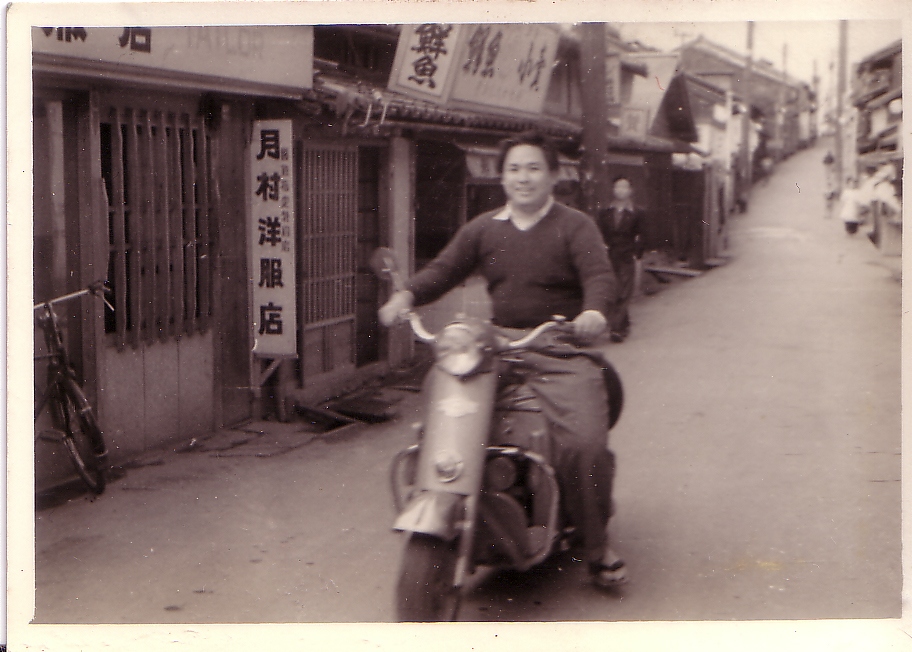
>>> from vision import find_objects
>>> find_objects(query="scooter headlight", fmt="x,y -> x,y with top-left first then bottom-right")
435,323 -> 487,377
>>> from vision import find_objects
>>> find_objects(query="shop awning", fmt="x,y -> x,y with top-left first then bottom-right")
650,74 -> 700,144
458,144 -> 579,182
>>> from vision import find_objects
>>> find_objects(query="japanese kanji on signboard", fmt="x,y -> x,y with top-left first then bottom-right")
250,120 -> 297,357
388,23 -> 559,117
33,26 -> 313,91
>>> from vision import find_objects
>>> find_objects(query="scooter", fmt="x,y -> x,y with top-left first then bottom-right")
372,248 -> 623,622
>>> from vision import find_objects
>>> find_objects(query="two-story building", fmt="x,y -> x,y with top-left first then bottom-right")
33,26 -> 322,489
32,23 -> 593,490
32,23 -> 730,491
851,39 -> 902,255
675,36 -> 815,170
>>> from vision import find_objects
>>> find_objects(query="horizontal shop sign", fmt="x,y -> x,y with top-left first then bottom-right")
33,26 -> 312,91
389,23 -> 559,118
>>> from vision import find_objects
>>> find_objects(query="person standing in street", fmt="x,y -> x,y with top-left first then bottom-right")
379,131 -> 628,588
823,150 -> 837,215
597,175 -> 647,342
838,177 -> 866,234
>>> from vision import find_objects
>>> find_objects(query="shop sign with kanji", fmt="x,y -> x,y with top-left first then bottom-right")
33,26 -> 312,92
250,120 -> 297,357
388,24 -> 464,100
388,23 -> 559,117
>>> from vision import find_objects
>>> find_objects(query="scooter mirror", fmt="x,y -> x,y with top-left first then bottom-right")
369,247 -> 406,292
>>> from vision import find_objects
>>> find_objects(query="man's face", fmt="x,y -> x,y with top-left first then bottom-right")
613,178 -> 632,202
501,144 -> 558,213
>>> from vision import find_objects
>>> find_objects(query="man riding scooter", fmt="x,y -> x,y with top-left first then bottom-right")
379,131 -> 628,588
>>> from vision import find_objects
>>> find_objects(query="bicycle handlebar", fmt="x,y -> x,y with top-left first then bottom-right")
34,282 -> 113,312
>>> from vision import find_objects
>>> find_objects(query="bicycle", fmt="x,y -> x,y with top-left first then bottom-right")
34,282 -> 112,495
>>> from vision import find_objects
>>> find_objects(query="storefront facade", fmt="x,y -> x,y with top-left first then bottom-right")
34,22 -> 721,491
33,26 -> 321,487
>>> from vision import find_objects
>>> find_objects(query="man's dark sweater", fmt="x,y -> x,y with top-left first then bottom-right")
407,202 -> 615,329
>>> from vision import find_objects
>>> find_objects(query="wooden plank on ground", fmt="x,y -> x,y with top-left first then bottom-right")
644,266 -> 703,277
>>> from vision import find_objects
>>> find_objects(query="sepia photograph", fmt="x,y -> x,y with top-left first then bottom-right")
7,1 -> 908,650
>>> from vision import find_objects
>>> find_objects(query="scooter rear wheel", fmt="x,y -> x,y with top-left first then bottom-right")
396,533 -> 461,622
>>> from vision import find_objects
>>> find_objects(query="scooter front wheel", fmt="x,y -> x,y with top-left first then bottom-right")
395,533 -> 461,622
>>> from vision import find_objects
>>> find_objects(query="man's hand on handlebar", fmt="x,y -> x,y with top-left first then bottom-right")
571,309 -> 607,342
379,290 -> 415,327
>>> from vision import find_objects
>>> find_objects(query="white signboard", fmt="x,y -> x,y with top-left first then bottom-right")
621,106 -> 649,139
449,23 -> 558,114
389,23 -> 559,117
605,53 -> 621,106
33,26 -> 313,90
250,120 -> 297,358
389,24 -> 463,100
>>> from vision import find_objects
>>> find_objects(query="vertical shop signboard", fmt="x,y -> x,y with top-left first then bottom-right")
388,24 -> 463,101
605,53 -> 621,106
250,120 -> 297,358
620,107 -> 649,139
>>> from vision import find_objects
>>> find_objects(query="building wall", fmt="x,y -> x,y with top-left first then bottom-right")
678,45 -> 804,161
32,26 -> 316,491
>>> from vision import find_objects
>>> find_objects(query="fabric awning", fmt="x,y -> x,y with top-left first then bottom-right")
459,144 -> 579,182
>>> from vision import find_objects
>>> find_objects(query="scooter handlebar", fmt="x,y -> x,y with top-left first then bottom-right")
399,312 -> 568,348
403,311 -> 436,343
504,316 -> 569,349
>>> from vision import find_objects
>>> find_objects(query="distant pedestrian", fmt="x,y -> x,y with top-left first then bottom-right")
823,151 -> 837,215
760,156 -> 773,185
597,176 -> 646,342
838,178 -> 865,234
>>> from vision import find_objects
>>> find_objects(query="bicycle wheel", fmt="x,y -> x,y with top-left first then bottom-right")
54,379 -> 107,494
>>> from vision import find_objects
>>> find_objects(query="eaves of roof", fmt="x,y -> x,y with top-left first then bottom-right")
680,72 -> 727,99
854,85 -> 901,110
621,59 -> 649,77
857,39 -> 902,68
607,133 -> 696,154
309,74 -> 694,154
681,37 -> 805,87
308,75 -> 583,139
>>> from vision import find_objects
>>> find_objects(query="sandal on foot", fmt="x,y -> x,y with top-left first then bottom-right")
589,559 -> 628,588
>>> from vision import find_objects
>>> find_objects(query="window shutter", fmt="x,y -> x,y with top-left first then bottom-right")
100,97 -> 212,347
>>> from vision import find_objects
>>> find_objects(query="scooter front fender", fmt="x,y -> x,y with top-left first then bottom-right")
393,490 -> 464,541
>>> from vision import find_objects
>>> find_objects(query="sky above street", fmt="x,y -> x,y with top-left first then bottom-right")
616,20 -> 902,88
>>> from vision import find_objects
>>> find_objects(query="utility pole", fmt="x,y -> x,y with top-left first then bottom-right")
812,59 -> 819,143
835,20 -> 848,196
740,22 -> 754,201
779,42 -> 787,160
579,22 -> 610,215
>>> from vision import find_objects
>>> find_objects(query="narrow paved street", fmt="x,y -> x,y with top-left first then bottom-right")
604,143 -> 902,621
16,143 -> 902,648
455,141 -> 902,622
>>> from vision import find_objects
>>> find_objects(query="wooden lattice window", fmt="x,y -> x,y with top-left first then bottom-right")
99,99 -> 212,346
299,145 -> 358,376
